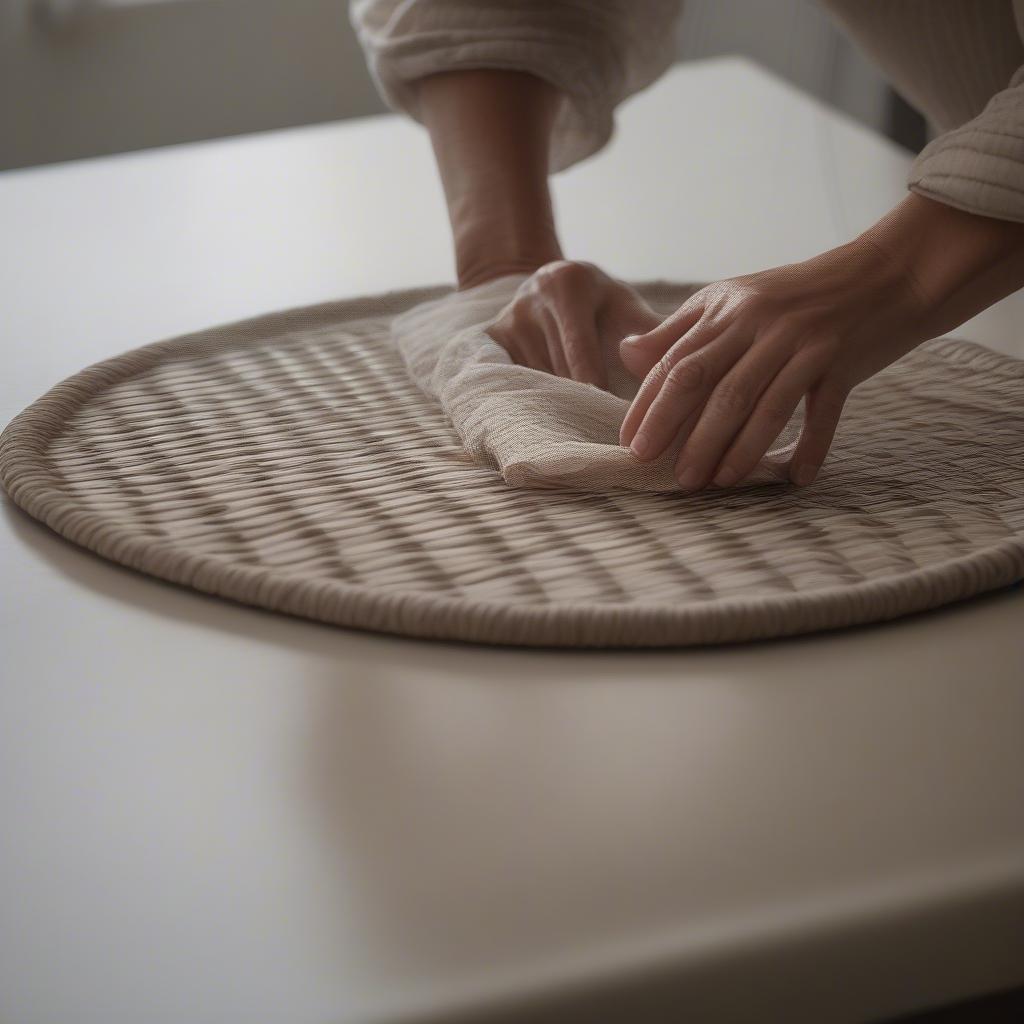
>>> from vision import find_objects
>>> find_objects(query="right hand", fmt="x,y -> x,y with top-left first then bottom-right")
485,260 -> 663,390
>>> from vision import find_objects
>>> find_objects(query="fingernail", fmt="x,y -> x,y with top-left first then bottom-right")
792,463 -> 817,486
621,334 -> 641,346
630,433 -> 650,458
677,466 -> 701,491
713,465 -> 738,488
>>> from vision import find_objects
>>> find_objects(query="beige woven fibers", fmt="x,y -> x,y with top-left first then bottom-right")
1,281 -> 1022,647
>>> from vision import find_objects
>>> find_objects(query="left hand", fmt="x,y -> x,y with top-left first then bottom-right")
618,238 -> 932,490
486,260 -> 662,389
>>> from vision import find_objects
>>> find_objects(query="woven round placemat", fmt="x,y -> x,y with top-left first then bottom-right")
2,281 -> 1022,647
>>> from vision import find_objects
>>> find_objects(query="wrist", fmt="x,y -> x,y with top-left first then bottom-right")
454,214 -> 562,290
456,257 -> 558,291
416,69 -> 565,291
855,193 -> 1024,335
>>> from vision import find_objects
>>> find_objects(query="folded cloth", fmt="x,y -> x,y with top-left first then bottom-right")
390,274 -> 800,491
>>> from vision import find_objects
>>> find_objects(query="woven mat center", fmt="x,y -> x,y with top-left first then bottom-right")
2,282 -> 1022,646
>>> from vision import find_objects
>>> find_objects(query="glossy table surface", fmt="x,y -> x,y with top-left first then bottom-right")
2,59 -> 1022,1024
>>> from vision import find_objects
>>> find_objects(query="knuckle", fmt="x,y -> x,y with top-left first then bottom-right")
701,282 -> 731,310
760,402 -> 794,428
765,311 -> 806,338
799,332 -> 842,367
664,355 -> 708,395
735,288 -> 769,318
712,378 -> 754,414
648,355 -> 674,385
560,329 -> 587,357
540,259 -> 588,289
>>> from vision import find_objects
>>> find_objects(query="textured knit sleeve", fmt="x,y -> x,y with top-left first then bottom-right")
820,0 -> 1024,224
348,0 -> 684,173
908,66 -> 1024,224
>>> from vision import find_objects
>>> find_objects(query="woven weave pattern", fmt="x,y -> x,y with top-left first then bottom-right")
2,282 -> 1022,647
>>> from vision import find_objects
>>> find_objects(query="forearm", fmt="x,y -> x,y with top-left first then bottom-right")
856,193 -> 1024,340
416,69 -> 564,289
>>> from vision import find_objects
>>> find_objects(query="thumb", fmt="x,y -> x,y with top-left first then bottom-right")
618,330 -> 670,379
618,293 -> 706,379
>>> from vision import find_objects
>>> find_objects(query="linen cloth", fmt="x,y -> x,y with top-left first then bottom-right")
350,0 -> 1024,223
390,274 -> 799,490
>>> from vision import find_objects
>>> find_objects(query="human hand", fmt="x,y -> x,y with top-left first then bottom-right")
616,238 -> 934,490
486,260 -> 663,390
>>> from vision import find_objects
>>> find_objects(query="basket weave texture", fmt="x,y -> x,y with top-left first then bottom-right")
2,281 -> 1022,648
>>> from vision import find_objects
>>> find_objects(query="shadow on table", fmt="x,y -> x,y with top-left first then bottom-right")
6,495 -> 1023,1022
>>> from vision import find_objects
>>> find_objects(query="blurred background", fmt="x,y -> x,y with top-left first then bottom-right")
1,0 -> 926,172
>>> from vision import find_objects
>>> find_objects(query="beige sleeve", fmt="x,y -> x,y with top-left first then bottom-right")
348,0 -> 684,173
908,67 -> 1024,224
821,0 -> 1024,224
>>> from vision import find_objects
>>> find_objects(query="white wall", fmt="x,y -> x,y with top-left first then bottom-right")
677,0 -> 891,131
1,0 -> 896,171
0,0 -> 386,171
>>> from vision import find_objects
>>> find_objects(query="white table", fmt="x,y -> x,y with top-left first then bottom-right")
2,59 -> 1022,1024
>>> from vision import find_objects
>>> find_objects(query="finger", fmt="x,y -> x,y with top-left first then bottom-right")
709,350 -> 830,488
623,318 -> 752,460
488,322 -> 553,375
789,380 -> 848,486
619,295 -> 707,380
550,304 -> 607,389
620,290 -> 706,358
672,333 -> 803,491
539,307 -> 571,379
619,309 -> 734,446
618,313 -> 719,447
